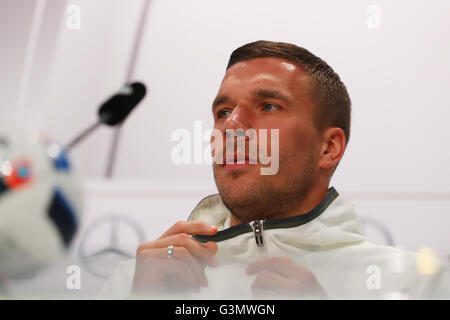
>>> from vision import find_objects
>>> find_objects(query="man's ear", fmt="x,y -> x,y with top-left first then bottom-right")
318,127 -> 346,170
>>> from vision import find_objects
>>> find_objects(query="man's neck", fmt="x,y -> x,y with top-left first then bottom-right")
229,185 -> 329,227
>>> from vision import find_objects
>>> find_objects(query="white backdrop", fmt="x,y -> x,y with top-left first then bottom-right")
1,0 -> 449,296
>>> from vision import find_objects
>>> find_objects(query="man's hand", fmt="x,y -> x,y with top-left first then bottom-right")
246,257 -> 327,298
132,221 -> 219,296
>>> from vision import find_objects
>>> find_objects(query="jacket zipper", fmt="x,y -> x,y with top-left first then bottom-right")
251,220 -> 264,247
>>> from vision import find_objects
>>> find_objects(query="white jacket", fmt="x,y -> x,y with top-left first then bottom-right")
101,187 -> 449,299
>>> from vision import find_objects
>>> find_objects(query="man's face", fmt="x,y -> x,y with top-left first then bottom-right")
212,57 -> 323,223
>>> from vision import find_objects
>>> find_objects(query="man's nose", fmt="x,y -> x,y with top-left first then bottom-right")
222,105 -> 252,131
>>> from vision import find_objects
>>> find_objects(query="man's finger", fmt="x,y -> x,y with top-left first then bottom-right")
204,241 -> 219,254
251,270 -> 300,296
247,257 -> 300,278
138,247 -> 209,286
133,256 -> 201,294
159,221 -> 218,239
143,233 -> 218,267
247,258 -> 327,298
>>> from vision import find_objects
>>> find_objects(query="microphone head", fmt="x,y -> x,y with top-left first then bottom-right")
98,82 -> 146,126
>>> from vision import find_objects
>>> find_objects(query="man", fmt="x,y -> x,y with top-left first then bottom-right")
102,41 -> 449,299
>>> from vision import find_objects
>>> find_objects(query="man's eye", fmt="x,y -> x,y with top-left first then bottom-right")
262,103 -> 279,112
217,110 -> 231,118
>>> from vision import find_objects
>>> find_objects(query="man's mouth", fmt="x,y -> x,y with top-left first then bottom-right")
221,152 -> 255,170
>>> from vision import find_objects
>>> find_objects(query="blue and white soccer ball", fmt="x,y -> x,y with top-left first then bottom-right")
0,123 -> 82,278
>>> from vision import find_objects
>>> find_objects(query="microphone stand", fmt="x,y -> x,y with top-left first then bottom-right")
65,121 -> 101,151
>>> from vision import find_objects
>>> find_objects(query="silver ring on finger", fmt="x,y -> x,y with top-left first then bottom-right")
167,245 -> 174,259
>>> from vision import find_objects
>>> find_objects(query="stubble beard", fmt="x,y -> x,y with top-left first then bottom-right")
213,155 -> 316,224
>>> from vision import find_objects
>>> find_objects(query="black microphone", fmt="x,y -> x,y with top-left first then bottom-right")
65,82 -> 146,150
98,82 -> 146,125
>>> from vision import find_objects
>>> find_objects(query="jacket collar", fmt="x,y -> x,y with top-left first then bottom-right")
188,187 -> 358,244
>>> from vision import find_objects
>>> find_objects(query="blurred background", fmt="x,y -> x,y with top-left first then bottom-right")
0,0 -> 449,297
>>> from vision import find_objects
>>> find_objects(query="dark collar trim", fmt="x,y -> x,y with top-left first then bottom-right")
193,187 -> 339,244
193,223 -> 252,243
264,187 -> 339,230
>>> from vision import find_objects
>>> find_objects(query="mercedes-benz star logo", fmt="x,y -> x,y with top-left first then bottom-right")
78,214 -> 146,279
